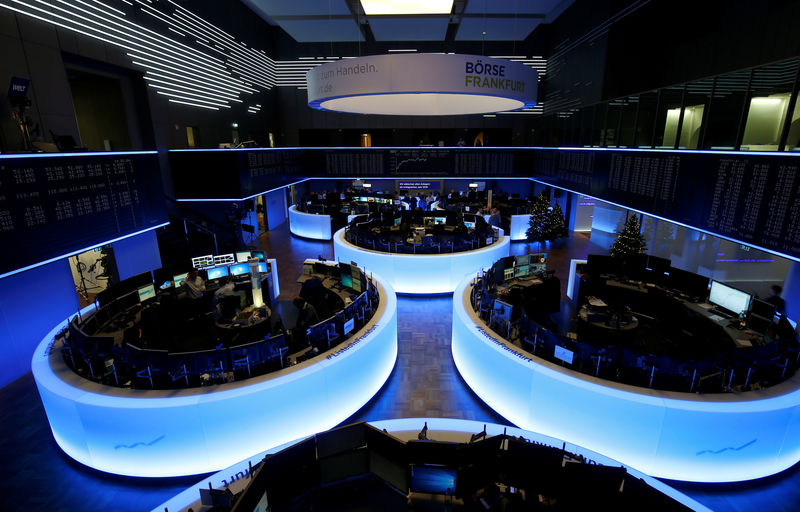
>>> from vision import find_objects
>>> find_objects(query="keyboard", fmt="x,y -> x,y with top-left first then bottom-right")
709,308 -> 735,319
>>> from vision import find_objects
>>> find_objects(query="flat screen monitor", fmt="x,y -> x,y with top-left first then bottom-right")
351,277 -> 362,293
410,466 -> 457,495
514,265 -> 529,278
230,263 -> 249,276
258,262 -> 267,273
137,284 -> 156,303
207,266 -> 229,280
158,279 -> 172,290
434,217 -> 446,225
751,298 -> 776,319
340,193 -> 346,200
191,255 -> 214,268
303,262 -> 314,275
503,268 -> 514,281
393,217 -> 401,226
587,254 -> 617,275
214,253 -> 235,266
668,267 -> 709,298
339,262 -> 352,276
341,274 -> 353,289
235,251 -> 251,263
251,251 -> 265,261
343,317 -> 355,335
748,315 -> 772,335
463,221 -> 475,229
173,272 -> 189,287
709,280 -> 751,316
646,255 -> 671,275
515,254 -> 530,267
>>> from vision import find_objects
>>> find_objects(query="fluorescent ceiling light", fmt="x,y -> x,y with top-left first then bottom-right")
360,0 -> 453,15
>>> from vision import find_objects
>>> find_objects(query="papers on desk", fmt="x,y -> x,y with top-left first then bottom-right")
588,297 -> 607,307
734,338 -> 753,348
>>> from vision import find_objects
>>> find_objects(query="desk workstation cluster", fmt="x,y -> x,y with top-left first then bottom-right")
437,191 -> 534,241
32,258 -> 398,477
289,192 -> 408,240
333,210 -> 510,294
452,253 -> 800,482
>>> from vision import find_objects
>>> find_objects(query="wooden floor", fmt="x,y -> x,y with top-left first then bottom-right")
0,222 -> 798,511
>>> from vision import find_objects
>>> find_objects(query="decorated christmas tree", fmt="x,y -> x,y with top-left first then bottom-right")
526,191 -> 550,244
610,215 -> 647,258
544,202 -> 568,241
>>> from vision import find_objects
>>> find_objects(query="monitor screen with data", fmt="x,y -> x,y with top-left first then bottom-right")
137,284 -> 156,303
229,263 -> 249,276
173,272 -> 189,287
709,280 -> 751,316
207,266 -> 229,280
236,251 -> 251,263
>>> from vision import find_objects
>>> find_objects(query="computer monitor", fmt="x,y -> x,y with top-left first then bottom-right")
214,253 -> 235,266
341,274 -> 354,289
515,254 -> 530,267
748,315 -> 772,335
530,253 -> 547,274
235,251 -> 251,263
303,262 -> 314,275
463,221 -> 475,229
229,263 -> 249,276
251,251 -> 265,261
351,277 -> 362,293
503,268 -> 514,281
492,299 -> 513,325
410,466 -> 457,495
191,255 -> 214,268
434,217 -> 446,225
646,255 -> 671,275
158,279 -> 172,290
587,254 -> 617,275
137,284 -> 156,303
258,262 -> 268,273
173,272 -> 189,287
751,298 -> 776,319
514,265 -> 530,278
207,266 -> 229,280
709,280 -> 751,316
393,217 -> 401,227
343,317 -> 355,335
668,267 -> 710,298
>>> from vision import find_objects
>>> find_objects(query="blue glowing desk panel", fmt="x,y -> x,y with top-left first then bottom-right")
288,205 -> 332,240
32,276 -> 397,477
451,276 -> 800,482
332,227 -> 510,295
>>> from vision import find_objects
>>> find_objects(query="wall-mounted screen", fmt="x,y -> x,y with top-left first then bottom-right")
709,280 -> 751,316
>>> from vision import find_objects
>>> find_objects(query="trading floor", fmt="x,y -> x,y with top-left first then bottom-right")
1,224 -> 798,512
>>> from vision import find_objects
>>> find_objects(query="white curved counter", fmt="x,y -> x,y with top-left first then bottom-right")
32,275 -> 398,477
288,205 -> 332,240
332,227 -> 510,294
451,275 -> 800,483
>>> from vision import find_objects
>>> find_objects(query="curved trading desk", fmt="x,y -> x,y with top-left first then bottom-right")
31,273 -> 397,477
288,205 -> 332,240
451,275 -> 800,483
333,227 -> 510,294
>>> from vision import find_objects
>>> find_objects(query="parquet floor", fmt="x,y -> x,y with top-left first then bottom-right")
0,221 -> 798,511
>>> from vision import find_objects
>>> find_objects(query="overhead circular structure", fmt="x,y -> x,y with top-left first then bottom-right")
307,54 -> 538,116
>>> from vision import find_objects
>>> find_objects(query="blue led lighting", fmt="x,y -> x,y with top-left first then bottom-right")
332,228 -> 509,295
530,178 -> 800,263
32,274 -> 397,477
0,222 -> 170,280
0,150 -> 158,158
288,205 -> 332,240
450,276 -> 800,482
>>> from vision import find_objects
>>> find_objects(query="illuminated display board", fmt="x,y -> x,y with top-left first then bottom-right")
0,152 -> 168,278
532,148 -> 800,261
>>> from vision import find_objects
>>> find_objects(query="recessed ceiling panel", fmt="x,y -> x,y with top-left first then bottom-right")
361,0 -> 454,15
455,17 -> 541,41
369,17 -> 449,41
277,19 -> 364,42
463,0 -> 560,14
244,0 -> 351,17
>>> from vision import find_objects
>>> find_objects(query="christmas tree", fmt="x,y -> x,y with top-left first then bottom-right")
610,215 -> 647,258
544,202 -> 568,241
526,191 -> 550,244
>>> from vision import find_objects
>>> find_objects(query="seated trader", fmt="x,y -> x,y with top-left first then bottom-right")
213,277 -> 244,323
291,296 -> 319,350
488,208 -> 502,228
182,269 -> 206,299
765,285 -> 787,316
